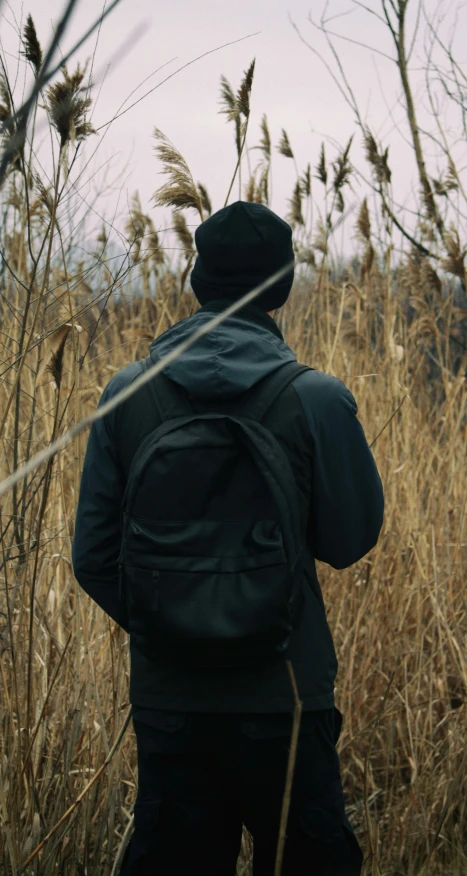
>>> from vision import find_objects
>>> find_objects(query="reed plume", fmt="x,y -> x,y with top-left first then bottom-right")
442,226 -> 466,284
257,114 -> 271,162
22,14 -> 43,77
315,143 -> 327,186
313,219 -> 328,255
0,73 -> 23,173
39,323 -> 82,390
222,60 -> 256,207
34,173 -> 54,216
152,128 -> 204,220
45,64 -> 95,148
219,75 -> 242,156
300,163 -> 311,198
219,75 -> 238,122
445,157 -> 459,192
219,60 -> 255,159
237,60 -> 255,120
248,115 -> 271,206
256,167 -> 269,205
172,211 -> 195,258
197,183 -> 212,217
125,192 -> 147,264
356,198 -> 371,244
356,198 -> 374,282
332,136 -> 353,211
288,181 -> 304,227
146,217 -> 165,268
245,175 -> 256,202
363,129 -> 391,185
277,129 -> 294,159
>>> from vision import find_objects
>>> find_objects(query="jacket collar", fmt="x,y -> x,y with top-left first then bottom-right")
198,299 -> 284,342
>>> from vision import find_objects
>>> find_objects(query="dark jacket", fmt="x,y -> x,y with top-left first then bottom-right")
72,300 -> 384,712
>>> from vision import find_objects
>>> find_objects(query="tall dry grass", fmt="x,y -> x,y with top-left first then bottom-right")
1,8 -> 467,875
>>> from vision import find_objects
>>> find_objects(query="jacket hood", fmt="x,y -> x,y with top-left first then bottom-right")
149,302 -> 296,401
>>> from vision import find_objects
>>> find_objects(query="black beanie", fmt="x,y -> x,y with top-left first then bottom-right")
190,201 -> 295,311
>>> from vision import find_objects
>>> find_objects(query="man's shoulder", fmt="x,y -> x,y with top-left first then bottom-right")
292,367 -> 357,414
103,360 -> 145,399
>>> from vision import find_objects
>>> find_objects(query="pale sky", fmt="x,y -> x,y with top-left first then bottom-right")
2,0 -> 465,250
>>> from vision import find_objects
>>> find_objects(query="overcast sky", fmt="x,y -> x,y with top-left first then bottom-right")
2,0 -> 465,247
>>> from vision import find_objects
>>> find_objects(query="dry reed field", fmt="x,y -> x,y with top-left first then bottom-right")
1,4 -> 467,874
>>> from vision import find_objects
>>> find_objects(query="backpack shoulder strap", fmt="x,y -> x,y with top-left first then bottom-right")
142,357 -> 193,421
239,360 -> 313,422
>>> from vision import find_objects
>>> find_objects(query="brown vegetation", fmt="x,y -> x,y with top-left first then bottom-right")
1,3 -> 467,874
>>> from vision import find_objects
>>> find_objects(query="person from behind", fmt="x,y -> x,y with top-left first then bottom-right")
73,200 -> 384,875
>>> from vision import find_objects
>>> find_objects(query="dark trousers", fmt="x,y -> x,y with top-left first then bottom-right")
119,708 -> 363,876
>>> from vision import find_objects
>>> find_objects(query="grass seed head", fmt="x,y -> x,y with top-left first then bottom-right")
420,260 -> 442,298
22,14 -> 43,78
245,175 -> 256,202
125,192 -> 147,264
172,211 -> 194,258
0,75 -> 24,173
236,59 -> 255,119
0,75 -> 13,134
41,323 -> 82,389
364,129 -> 391,185
288,180 -> 304,227
46,64 -> 95,148
313,218 -> 328,255
34,174 -> 54,215
219,63 -> 254,158
421,184 -> 437,224
152,128 -> 204,219
442,226 -> 466,283
446,157 -> 459,192
315,143 -> 327,186
300,163 -> 312,197
360,244 -> 375,283
332,135 -> 353,197
197,183 -> 212,217
256,166 -> 269,205
219,75 -> 238,122
258,114 -> 271,162
356,198 -> 371,243
277,128 -> 294,159
146,217 -> 165,268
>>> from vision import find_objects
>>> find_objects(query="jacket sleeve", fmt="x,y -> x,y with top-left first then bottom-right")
72,380 -> 129,630
294,371 -> 384,569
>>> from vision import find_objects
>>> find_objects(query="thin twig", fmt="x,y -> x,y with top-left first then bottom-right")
110,813 -> 135,876
370,395 -> 407,448
95,34 -> 261,132
274,661 -> 303,876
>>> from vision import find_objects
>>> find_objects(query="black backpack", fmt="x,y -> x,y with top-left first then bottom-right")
118,358 -> 311,667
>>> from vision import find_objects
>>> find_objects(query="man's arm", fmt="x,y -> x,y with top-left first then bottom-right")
72,379 -> 129,630
293,370 -> 384,569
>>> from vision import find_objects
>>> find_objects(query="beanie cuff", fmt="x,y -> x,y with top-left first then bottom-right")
190,271 -> 294,311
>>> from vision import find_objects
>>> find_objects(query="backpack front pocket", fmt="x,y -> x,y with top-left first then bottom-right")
121,518 -> 291,665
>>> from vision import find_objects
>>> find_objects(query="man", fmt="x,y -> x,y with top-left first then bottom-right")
73,201 -> 384,875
